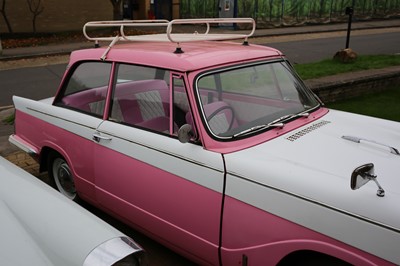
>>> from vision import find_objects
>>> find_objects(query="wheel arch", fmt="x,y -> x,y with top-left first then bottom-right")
39,145 -> 70,173
277,250 -> 352,266
276,246 -> 383,266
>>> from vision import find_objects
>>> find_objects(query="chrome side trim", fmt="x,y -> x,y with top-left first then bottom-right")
8,134 -> 38,157
27,106 -> 99,131
83,237 -> 143,266
342,135 -> 400,156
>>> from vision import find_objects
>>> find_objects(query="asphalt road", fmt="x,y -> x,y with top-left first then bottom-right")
267,31 -> 400,64
1,30 -> 399,107
0,63 -> 66,106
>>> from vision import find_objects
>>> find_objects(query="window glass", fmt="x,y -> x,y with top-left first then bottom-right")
110,64 -> 172,134
172,76 -> 194,138
57,62 -> 112,117
116,64 -> 170,84
196,60 -> 320,139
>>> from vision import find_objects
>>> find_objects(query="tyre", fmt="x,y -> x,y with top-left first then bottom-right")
48,152 -> 79,202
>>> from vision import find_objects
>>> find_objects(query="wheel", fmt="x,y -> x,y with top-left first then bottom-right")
48,152 -> 79,202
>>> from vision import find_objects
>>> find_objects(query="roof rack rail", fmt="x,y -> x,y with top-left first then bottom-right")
83,19 -> 169,42
83,18 -> 255,43
83,18 -> 255,59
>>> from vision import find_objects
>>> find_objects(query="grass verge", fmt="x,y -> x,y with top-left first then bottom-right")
294,54 -> 400,80
327,86 -> 400,122
2,113 -> 15,125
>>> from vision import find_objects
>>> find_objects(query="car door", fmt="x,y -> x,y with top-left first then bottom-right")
93,64 -> 225,265
53,61 -> 113,200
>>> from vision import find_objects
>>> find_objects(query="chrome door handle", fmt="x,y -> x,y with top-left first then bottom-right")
92,132 -> 112,142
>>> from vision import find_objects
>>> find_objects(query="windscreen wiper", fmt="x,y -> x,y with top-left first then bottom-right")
233,122 -> 284,138
233,112 -> 310,138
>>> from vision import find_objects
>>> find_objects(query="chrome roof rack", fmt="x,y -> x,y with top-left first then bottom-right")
83,18 -> 256,59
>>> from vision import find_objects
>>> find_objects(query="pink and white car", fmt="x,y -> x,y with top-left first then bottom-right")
9,19 -> 400,265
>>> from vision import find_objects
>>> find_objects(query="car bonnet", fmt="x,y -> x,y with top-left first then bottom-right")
223,109 -> 400,264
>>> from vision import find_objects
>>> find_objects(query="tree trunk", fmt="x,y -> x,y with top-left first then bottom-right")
1,0 -> 13,33
26,0 -> 44,33
32,14 -> 37,33
110,0 -> 123,20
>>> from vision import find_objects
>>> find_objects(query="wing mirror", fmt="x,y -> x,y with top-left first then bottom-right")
178,124 -> 193,143
350,163 -> 385,197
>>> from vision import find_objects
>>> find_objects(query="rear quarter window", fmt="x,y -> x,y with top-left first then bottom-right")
55,62 -> 112,117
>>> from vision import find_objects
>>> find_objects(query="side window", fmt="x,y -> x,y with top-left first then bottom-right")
56,62 -> 112,117
110,64 -> 172,134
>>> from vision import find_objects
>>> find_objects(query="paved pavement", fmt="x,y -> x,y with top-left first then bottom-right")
1,18 -> 399,183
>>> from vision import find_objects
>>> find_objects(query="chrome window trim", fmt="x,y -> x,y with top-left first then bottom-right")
194,59 -> 319,140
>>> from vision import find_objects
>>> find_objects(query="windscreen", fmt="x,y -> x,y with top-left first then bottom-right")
195,60 -> 320,139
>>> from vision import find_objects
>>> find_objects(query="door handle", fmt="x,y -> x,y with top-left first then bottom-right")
92,132 -> 112,142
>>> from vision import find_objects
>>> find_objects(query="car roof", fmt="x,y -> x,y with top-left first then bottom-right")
69,41 -> 284,72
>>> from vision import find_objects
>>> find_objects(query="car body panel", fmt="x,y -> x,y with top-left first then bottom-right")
224,109 -> 400,264
12,97 -> 101,200
220,194 -> 392,266
0,156 -> 143,266
94,121 -> 224,265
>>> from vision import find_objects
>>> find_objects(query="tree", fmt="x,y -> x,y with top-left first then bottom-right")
0,0 -> 13,33
27,0 -> 44,33
110,0 -> 123,20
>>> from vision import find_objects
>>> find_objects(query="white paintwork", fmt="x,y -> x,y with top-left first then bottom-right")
13,96 -> 225,193
0,156 -> 143,265
224,109 -> 400,264
96,120 -> 225,192
13,96 -> 102,143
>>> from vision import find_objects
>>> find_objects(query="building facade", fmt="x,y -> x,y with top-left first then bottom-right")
0,0 -> 180,33
1,0 -> 398,33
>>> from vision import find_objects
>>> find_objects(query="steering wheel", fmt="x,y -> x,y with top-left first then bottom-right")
207,104 -> 235,131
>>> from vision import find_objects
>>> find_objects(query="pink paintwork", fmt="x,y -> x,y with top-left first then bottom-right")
93,144 -> 222,265
221,196 -> 393,266
14,109 -> 98,200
